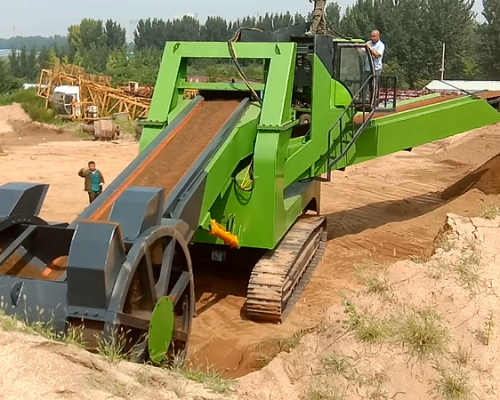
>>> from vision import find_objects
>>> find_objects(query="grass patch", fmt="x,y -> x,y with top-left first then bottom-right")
321,354 -> 355,378
354,263 -> 392,298
306,388 -> 346,400
435,234 -> 455,252
170,357 -> 234,395
426,258 -> 450,280
397,306 -> 449,360
430,364 -> 472,400
114,119 -> 138,136
453,249 -> 481,294
96,330 -> 131,363
0,300 -> 86,348
0,314 -> 21,331
343,299 -> 393,344
451,343 -> 472,367
255,328 -> 309,367
410,253 -> 431,264
480,204 -> 500,220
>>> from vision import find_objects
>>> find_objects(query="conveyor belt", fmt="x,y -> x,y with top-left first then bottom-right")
88,98 -> 242,222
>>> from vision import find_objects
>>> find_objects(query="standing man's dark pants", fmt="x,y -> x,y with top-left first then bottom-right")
311,0 -> 327,34
88,190 -> 102,204
362,69 -> 382,107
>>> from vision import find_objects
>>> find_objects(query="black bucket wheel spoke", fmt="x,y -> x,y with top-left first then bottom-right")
103,226 -> 195,365
155,235 -> 176,300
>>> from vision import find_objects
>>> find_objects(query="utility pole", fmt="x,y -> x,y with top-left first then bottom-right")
440,42 -> 446,81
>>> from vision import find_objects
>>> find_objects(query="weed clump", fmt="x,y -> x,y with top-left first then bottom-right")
480,204 -> 500,220
397,306 -> 449,360
431,363 -> 472,400
343,299 -> 393,344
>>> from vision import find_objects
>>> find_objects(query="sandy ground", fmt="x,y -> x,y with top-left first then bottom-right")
0,104 -> 138,222
3,102 -> 500,388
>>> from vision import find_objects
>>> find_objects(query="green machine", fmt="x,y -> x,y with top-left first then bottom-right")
0,24 -> 499,364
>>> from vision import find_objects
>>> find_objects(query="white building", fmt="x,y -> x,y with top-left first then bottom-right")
425,80 -> 500,94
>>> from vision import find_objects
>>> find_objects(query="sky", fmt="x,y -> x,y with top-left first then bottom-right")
0,0 -> 486,39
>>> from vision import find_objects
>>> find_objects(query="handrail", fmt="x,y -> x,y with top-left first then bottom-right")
326,74 -> 377,171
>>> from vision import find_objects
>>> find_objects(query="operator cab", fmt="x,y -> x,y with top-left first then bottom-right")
289,33 -> 397,113
238,23 -> 397,115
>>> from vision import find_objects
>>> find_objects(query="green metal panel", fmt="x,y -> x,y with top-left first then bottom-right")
148,296 -> 175,363
138,42 -> 297,153
339,97 -> 500,167
179,82 -> 266,92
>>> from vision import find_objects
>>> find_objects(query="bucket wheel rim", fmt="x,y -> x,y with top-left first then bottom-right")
101,224 -> 195,364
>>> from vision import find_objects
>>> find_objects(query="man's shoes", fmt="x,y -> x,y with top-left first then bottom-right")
305,31 -> 314,36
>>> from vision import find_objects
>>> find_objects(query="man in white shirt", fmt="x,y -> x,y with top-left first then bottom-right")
366,30 -> 385,74
364,30 -> 385,107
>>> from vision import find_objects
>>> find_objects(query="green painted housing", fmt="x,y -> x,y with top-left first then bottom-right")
138,39 -> 500,251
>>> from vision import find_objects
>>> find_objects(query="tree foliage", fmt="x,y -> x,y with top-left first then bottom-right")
1,1 -> 500,94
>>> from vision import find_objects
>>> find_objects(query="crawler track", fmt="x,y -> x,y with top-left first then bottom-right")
246,215 -> 327,322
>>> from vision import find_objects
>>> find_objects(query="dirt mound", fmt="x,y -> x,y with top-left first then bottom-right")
0,323 -> 232,400
0,102 -> 31,123
441,153 -> 500,200
0,103 -> 78,147
0,103 -> 31,135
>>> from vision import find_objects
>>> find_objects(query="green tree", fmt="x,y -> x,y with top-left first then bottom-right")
325,2 -> 341,32
425,0 -> 475,79
37,46 -> 51,70
105,20 -> 126,50
18,46 -> 29,79
68,18 -> 107,56
134,18 -> 169,50
0,60 -> 20,93
27,46 -> 38,81
201,16 -> 229,41
8,49 -> 20,78
478,0 -> 500,78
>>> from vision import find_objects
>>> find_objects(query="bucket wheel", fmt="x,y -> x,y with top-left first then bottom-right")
76,225 -> 195,365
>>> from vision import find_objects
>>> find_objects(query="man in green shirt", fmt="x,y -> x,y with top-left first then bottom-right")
78,161 -> 105,204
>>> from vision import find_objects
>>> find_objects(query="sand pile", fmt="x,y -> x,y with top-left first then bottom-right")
0,103 -> 31,135
441,152 -> 500,201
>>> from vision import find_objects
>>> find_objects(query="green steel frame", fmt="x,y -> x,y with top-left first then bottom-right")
138,39 -> 500,251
